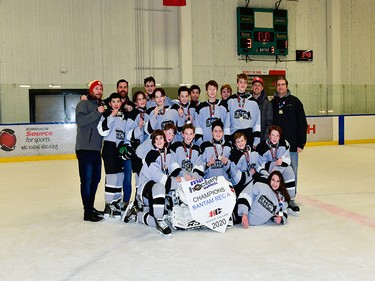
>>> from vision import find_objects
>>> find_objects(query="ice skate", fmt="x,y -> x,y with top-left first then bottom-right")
103,198 -> 122,220
119,201 -> 128,212
226,215 -> 233,229
154,218 -> 172,237
122,200 -> 138,223
287,200 -> 300,216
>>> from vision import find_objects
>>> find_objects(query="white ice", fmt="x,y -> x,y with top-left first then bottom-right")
1,144 -> 375,281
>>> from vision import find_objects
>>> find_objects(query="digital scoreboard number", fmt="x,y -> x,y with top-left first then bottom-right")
237,7 -> 288,56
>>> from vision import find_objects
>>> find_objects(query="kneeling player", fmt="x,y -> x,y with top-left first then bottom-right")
170,123 -> 204,181
131,130 -> 181,236
229,132 -> 259,197
200,120 -> 232,181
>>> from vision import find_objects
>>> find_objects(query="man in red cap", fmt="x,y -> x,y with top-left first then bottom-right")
251,77 -> 273,141
75,80 -> 105,222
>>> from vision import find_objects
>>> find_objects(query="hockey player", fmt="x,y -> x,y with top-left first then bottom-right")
145,88 -> 183,136
229,132 -> 259,197
256,125 -> 298,215
144,76 -> 174,108
97,93 -> 129,219
200,120 -> 232,181
220,84 -> 232,101
171,86 -> 196,142
123,124 -> 177,225
170,124 -> 204,181
237,171 -> 290,227
189,84 -> 201,108
194,80 -> 230,146
134,130 -> 181,236
226,73 -> 261,148
126,91 -> 149,178
135,123 -> 177,168
126,91 -> 149,151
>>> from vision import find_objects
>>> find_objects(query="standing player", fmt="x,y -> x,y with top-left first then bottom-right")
126,91 -> 149,179
171,86 -> 196,142
220,84 -> 232,101
126,91 -> 149,151
144,76 -> 174,108
145,88 -> 183,136
226,73 -> 261,148
97,93 -> 129,219
189,84 -> 201,108
194,80 -> 230,146
144,76 -> 157,108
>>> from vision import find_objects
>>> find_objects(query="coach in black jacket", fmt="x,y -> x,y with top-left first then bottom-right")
271,77 -> 307,214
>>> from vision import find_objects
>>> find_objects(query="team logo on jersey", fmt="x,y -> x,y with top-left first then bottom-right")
234,109 -> 251,120
0,129 -> 17,152
206,117 -> 219,127
115,130 -> 125,141
211,159 -> 224,169
258,195 -> 275,214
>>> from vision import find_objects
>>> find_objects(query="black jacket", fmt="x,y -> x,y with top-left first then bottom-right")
271,90 -> 307,152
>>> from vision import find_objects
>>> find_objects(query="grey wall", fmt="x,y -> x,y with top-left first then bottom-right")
0,0 -> 374,123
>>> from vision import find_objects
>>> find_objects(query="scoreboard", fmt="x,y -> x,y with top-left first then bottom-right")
237,7 -> 288,56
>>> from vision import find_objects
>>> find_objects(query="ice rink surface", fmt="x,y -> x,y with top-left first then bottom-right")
1,144 -> 375,281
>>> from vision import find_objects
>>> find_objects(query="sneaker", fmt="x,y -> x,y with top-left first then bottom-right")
154,218 -> 172,236
103,202 -> 122,220
122,201 -> 138,223
84,213 -> 103,222
288,200 -> 300,216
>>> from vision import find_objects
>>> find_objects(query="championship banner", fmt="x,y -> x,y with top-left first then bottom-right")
180,176 -> 236,233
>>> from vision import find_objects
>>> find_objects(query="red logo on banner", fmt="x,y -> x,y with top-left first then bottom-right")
0,129 -> 17,151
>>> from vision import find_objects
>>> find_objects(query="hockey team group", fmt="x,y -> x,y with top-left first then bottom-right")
75,73 -> 307,236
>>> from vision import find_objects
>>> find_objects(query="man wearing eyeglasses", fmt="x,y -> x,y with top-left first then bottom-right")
271,77 -> 307,215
